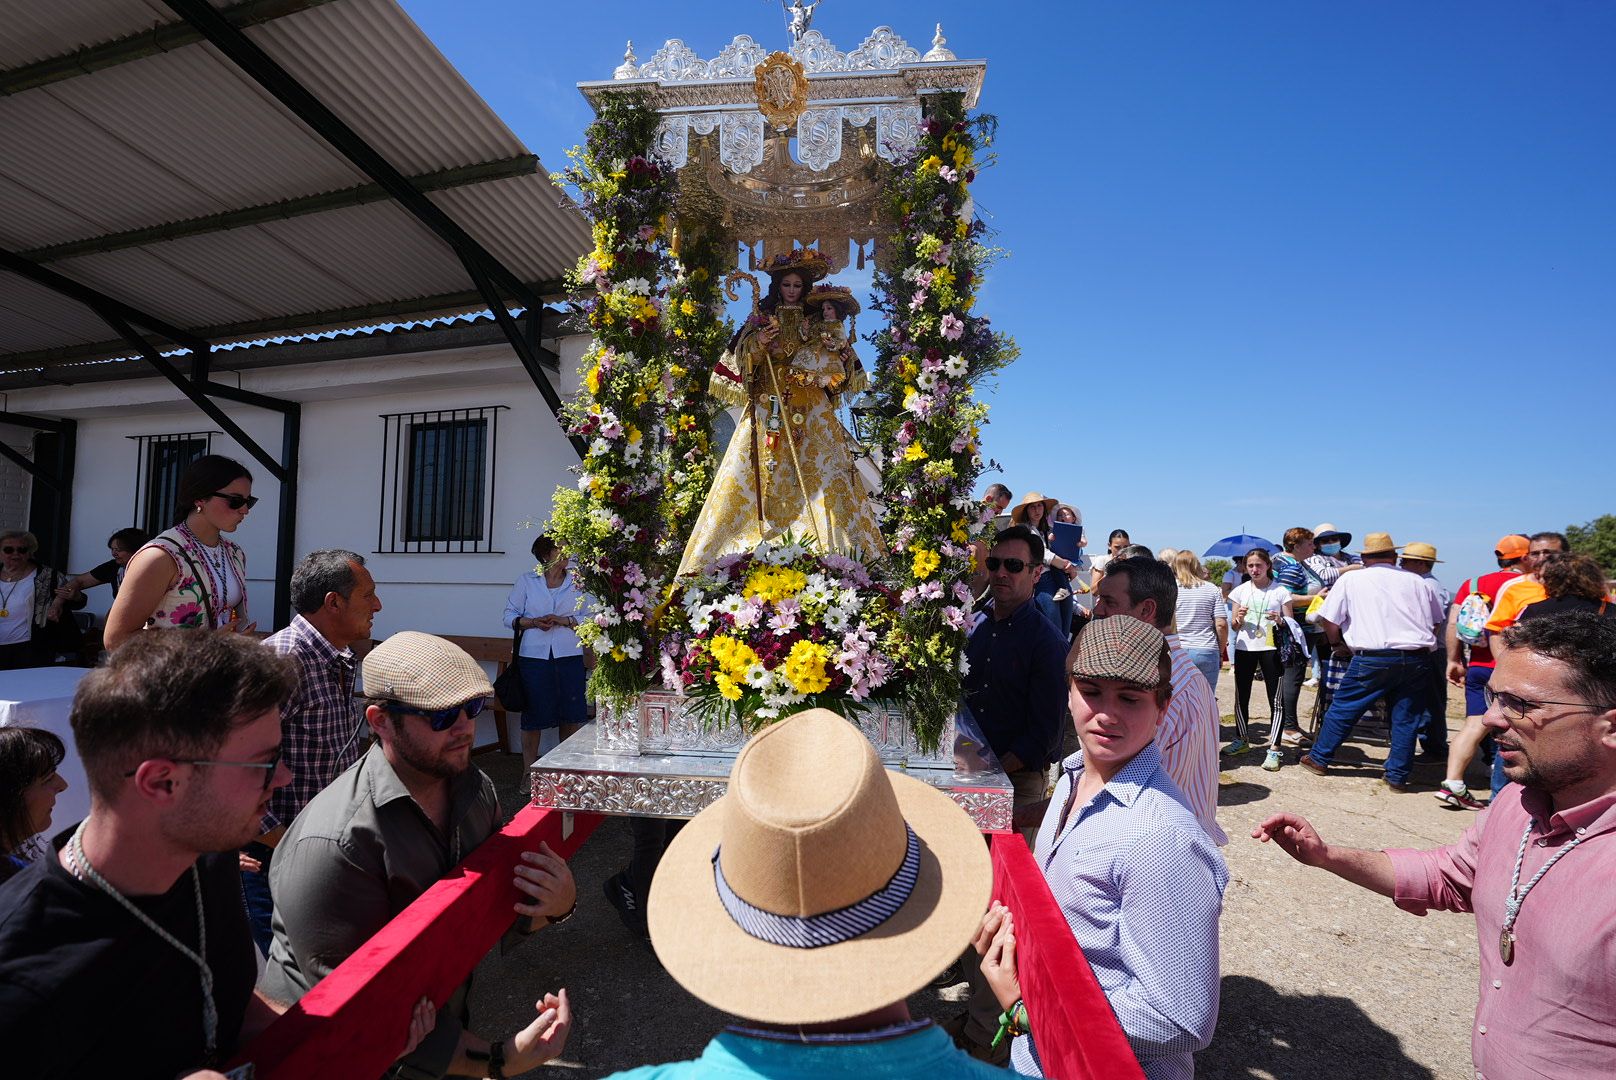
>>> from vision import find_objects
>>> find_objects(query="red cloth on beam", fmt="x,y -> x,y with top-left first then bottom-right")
991,832 -> 1145,1080
231,806 -> 603,1079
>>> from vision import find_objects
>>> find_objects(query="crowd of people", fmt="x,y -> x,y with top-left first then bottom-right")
0,460 -> 1612,1079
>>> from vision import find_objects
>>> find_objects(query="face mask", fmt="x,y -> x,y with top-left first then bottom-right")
1320,542 -> 1342,556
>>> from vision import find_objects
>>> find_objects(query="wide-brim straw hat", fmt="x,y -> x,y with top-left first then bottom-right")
761,247 -> 833,285
806,283 -> 861,317
647,709 -> 991,1025
1360,532 -> 1400,556
1010,491 -> 1059,525
1312,522 -> 1352,547
1401,542 -> 1442,563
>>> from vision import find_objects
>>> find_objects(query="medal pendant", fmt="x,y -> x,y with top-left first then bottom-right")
1499,929 -> 1515,965
0,609 -> 7,618
791,412 -> 805,426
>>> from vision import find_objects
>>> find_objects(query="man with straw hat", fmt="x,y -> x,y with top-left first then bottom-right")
607,709 -> 1012,1079
974,618 -> 1227,1078
1400,542 -> 1453,761
1300,533 -> 1448,792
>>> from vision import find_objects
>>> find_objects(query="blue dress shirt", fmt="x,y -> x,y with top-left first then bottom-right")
1013,743 -> 1229,1080
607,1022 -> 1024,1078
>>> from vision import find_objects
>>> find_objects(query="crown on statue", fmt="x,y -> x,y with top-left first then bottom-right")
806,284 -> 860,318
762,247 -> 833,284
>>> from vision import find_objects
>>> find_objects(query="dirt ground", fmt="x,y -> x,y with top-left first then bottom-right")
467,677 -> 1484,1078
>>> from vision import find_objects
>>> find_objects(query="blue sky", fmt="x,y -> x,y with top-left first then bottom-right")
400,1 -> 1615,584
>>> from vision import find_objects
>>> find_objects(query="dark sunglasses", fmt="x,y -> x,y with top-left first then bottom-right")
123,747 -> 283,792
209,492 -> 259,510
1,546 -> 31,555
382,697 -> 488,731
984,556 -> 1029,574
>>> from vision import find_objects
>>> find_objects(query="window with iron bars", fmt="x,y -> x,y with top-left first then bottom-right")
377,407 -> 506,553
127,432 -> 216,536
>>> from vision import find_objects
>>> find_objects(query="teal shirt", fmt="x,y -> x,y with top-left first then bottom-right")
607,1023 -> 1025,1079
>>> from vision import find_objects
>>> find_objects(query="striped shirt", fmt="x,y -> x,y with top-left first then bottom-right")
263,615 -> 364,827
1172,582 -> 1224,651
1014,743 -> 1228,1080
1161,635 -> 1226,845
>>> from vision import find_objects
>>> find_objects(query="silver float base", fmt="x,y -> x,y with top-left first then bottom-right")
529,714 -> 1013,833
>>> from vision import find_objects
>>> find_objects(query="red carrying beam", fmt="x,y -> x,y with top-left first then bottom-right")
991,833 -> 1145,1080
232,805 -> 603,1079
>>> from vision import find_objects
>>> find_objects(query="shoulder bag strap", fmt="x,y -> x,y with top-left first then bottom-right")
150,536 -> 218,629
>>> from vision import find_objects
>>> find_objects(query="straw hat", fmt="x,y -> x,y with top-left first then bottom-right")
1312,523 -> 1352,547
1401,542 -> 1442,563
1360,532 -> 1401,556
761,247 -> 833,285
362,631 -> 493,710
1010,491 -> 1059,525
647,709 -> 991,1024
805,283 -> 861,318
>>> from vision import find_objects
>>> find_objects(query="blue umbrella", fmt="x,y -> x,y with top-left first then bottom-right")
1203,533 -> 1278,558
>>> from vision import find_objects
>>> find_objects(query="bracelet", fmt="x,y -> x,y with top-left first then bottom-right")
991,998 -> 1030,1047
547,896 -> 578,927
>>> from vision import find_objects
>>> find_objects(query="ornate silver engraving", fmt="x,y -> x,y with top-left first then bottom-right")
652,117 -> 690,170
875,105 -> 923,162
843,105 -> 878,127
796,108 -> 844,172
640,39 -> 709,82
947,790 -> 1013,833
531,771 -> 727,819
718,111 -> 767,172
922,24 -> 957,63
709,34 -> 770,78
847,26 -> 921,70
789,29 -> 848,73
593,699 -> 642,755
688,113 -> 722,137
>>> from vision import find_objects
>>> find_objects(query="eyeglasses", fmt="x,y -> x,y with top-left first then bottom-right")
1483,685 -> 1614,721
209,492 -> 259,510
0,546 -> 31,555
984,557 -> 1029,574
381,697 -> 487,731
123,747 -> 283,792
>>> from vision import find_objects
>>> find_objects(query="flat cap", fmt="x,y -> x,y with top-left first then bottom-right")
362,631 -> 493,710
1071,618 -> 1169,687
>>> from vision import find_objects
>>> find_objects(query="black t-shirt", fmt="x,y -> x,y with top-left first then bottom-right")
0,838 -> 257,1079
1519,596 -> 1613,622
88,558 -> 120,586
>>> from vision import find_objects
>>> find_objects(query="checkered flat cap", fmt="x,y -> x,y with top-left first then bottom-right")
1072,618 -> 1169,687
362,631 -> 493,710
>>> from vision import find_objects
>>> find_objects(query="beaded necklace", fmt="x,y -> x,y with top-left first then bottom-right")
178,522 -> 242,623
65,820 -> 218,1058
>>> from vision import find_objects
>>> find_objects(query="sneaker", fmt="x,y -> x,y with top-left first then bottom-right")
1435,786 -> 1485,811
603,871 -> 649,939
1262,749 -> 1283,772
1279,729 -> 1313,748
1222,739 -> 1253,757
1304,677 -> 1320,689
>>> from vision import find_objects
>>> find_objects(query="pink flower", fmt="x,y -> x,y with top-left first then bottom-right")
167,602 -> 202,626
909,290 -> 928,311
917,270 -> 934,288
941,313 -> 965,341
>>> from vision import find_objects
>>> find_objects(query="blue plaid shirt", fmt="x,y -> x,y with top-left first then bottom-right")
263,615 -> 363,827
1013,743 -> 1228,1080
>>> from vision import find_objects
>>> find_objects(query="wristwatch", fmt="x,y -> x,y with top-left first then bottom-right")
487,1039 -> 505,1079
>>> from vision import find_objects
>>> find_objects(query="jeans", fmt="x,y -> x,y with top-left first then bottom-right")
1420,651 -> 1450,755
1491,749 -> 1511,798
1034,569 -> 1073,639
240,840 -> 275,956
1307,653 -> 1432,784
1184,647 -> 1221,692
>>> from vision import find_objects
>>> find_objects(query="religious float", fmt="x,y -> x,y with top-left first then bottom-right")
531,9 -> 1019,830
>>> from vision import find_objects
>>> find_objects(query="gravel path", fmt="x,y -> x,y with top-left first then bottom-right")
465,678 -> 1484,1078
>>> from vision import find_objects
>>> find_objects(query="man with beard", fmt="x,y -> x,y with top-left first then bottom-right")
263,632 -> 578,1080
1254,613 -> 1616,1078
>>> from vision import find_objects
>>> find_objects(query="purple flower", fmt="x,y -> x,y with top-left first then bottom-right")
941,313 -> 965,341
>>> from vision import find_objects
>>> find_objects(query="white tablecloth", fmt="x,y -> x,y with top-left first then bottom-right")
0,666 -> 91,842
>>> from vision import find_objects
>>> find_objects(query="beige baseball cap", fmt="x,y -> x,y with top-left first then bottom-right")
361,631 -> 493,709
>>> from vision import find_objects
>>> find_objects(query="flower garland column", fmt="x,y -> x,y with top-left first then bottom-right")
869,92 -> 1019,752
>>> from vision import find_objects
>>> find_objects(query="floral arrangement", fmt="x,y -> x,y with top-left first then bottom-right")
547,93 -> 728,708
865,91 -> 1019,746
658,535 -> 901,728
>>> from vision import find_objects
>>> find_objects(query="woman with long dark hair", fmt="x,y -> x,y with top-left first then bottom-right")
104,454 -> 256,650
1226,547 -> 1295,761
0,727 -> 68,883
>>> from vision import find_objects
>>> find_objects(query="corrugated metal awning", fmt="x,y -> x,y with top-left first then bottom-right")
0,0 -> 589,387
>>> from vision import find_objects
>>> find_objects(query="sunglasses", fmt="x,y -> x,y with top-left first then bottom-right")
123,747 -> 283,792
1,546 -> 31,555
382,697 -> 488,731
209,492 -> 259,510
984,556 -> 1029,573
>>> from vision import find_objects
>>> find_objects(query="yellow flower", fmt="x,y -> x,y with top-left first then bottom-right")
610,647 -> 626,662
783,640 -> 832,694
919,155 -> 943,174
912,546 -> 941,580
584,365 -> 602,396
904,443 -> 928,462
715,673 -> 743,701
679,298 -> 697,316
955,220 -> 969,239
743,566 -> 808,602
953,145 -> 970,170
932,266 -> 955,288
626,424 -> 642,444
950,520 -> 969,542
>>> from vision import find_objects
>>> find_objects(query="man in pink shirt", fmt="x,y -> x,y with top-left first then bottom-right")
1093,556 -> 1225,844
1254,612 -> 1616,1079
